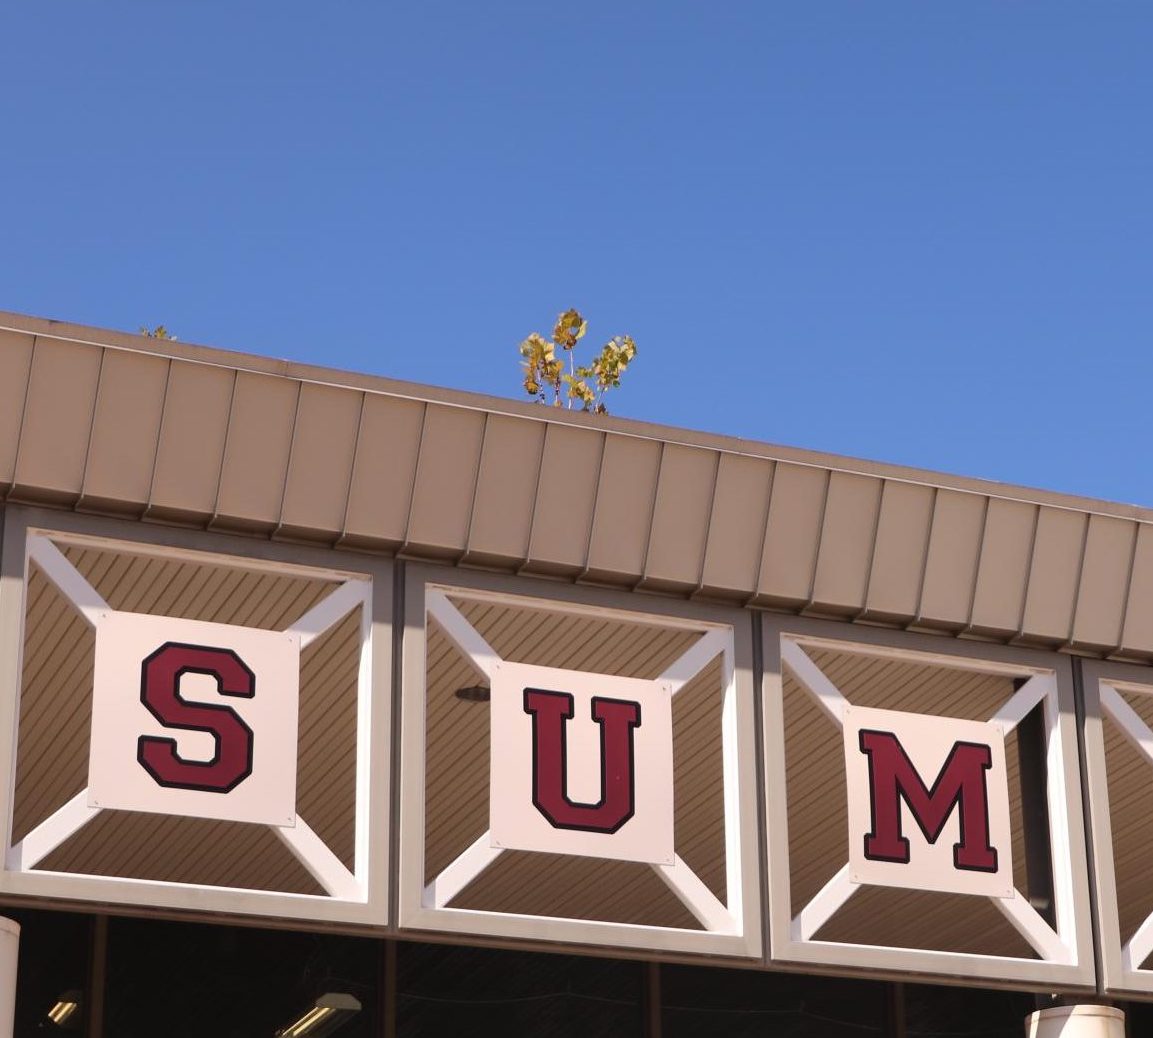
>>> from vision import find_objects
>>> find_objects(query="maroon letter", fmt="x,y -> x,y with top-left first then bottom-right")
137,643 -> 255,794
523,689 -> 641,834
859,730 -> 998,872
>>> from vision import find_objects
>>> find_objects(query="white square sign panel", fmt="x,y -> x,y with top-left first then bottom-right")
842,705 -> 1014,899
489,660 -> 674,865
88,611 -> 301,827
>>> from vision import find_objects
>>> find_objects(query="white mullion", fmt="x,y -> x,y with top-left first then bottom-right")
424,831 -> 503,909
275,815 -> 362,900
1123,913 -> 1153,973
719,642 -> 743,925
1042,680 -> 1078,959
653,854 -> 736,934
7,790 -> 101,870
353,588 -> 373,883
991,888 -> 1071,964
426,590 -> 501,680
288,579 -> 370,649
1100,683 -> 1153,763
791,865 -> 857,941
780,639 -> 848,726
660,628 -> 729,696
27,535 -> 109,625
987,673 -> 1053,735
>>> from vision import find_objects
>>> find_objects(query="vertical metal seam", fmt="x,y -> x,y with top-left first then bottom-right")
745,461 -> 778,608
271,379 -> 305,538
76,347 -> 107,507
635,441 -> 668,590
691,450 -> 723,598
141,358 -> 175,519
208,369 -> 241,529
519,421 -> 552,575
854,477 -> 888,621
1108,521 -> 1140,658
5,336 -> 37,503
1071,657 -> 1106,994
1064,514 -> 1093,650
334,391 -> 368,548
1015,504 -> 1043,639
910,486 -> 940,628
961,495 -> 992,634
575,430 -> 610,583
458,411 -> 492,564
396,403 -> 430,558
800,469 -> 833,612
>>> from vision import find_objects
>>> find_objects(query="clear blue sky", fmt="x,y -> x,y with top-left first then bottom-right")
2,4 -> 1150,505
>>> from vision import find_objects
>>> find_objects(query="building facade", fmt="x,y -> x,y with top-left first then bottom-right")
1,310 -> 1152,1036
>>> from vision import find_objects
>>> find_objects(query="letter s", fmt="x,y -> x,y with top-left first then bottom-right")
136,643 -> 255,794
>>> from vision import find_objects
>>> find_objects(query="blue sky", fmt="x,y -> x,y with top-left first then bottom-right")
2,4 -> 1150,505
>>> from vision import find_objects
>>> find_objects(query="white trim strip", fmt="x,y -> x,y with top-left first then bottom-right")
653,854 -> 736,934
353,586 -> 373,882
992,887 -> 1071,964
720,644 -> 743,927
1124,912 -> 1153,973
780,639 -> 849,726
425,590 -> 501,680
288,580 -> 370,649
424,831 -> 503,909
987,673 -> 1053,735
275,815 -> 362,900
7,790 -> 101,870
660,628 -> 730,695
791,865 -> 857,942
1100,683 -> 1153,763
27,536 -> 109,625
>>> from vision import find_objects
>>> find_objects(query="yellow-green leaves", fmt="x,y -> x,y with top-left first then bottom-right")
139,325 -> 176,340
519,309 -> 636,414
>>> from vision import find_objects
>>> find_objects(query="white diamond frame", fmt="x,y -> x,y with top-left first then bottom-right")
1081,658 -> 1153,996
399,565 -> 762,959
0,514 -> 389,927
763,618 -> 1095,989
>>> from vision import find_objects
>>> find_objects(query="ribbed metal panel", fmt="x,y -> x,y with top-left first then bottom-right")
6,312 -> 1153,661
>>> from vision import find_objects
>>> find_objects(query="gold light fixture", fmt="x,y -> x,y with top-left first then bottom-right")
275,993 -> 362,1037
46,991 -> 81,1029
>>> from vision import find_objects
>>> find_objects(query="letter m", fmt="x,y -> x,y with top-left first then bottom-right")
859,729 -> 998,873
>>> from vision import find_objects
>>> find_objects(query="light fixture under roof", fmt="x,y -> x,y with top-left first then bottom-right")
46,991 -> 81,1029
275,993 -> 362,1038
454,684 -> 490,703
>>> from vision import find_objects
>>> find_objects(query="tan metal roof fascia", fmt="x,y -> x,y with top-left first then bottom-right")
2,308 -> 1151,526
6,309 -> 1153,659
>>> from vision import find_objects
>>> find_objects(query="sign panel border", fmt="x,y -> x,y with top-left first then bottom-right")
397,562 -> 763,960
761,614 -> 1096,991
0,506 -> 393,930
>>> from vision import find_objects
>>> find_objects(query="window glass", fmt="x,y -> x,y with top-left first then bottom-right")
105,917 -> 379,1038
3,907 -> 91,1038
397,942 -> 643,1037
662,963 -> 887,1037
905,982 -> 1033,1037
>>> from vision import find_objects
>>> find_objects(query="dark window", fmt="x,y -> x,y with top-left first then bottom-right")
905,982 -> 1033,1037
3,907 -> 91,1038
662,963 -> 887,1037
104,916 -> 379,1038
397,942 -> 643,1037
